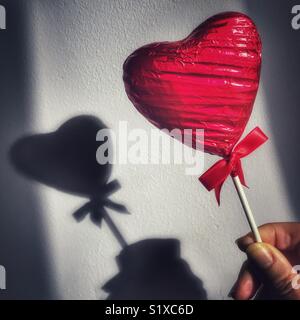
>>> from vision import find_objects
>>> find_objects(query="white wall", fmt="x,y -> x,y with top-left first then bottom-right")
5,0 -> 299,299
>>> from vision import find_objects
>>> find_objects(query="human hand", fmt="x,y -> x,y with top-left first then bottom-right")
231,223 -> 300,300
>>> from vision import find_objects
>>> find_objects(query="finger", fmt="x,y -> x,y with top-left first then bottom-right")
231,261 -> 261,300
246,242 -> 300,300
237,222 -> 300,252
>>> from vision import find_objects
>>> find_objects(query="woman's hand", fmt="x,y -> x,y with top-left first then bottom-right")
231,222 -> 300,300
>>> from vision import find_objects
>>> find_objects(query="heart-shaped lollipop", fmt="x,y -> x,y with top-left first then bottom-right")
123,12 -> 268,243
123,12 -> 262,157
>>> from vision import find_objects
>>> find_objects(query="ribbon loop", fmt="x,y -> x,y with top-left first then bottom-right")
199,127 -> 268,205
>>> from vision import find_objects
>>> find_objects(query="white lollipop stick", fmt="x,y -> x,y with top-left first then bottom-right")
232,176 -> 262,243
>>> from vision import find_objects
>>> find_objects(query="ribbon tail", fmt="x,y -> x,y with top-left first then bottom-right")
214,182 -> 225,206
91,205 -> 106,227
231,159 -> 248,188
199,158 -> 231,205
238,169 -> 247,188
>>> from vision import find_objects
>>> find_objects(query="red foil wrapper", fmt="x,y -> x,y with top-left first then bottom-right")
123,12 -> 262,157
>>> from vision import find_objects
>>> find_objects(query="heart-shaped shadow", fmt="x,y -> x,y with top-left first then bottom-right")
10,115 -> 129,246
10,115 -> 111,197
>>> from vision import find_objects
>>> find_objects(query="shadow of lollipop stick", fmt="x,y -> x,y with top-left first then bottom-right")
73,201 -> 128,249
102,210 -> 127,249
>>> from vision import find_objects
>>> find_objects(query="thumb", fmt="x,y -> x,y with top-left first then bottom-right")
246,243 -> 300,300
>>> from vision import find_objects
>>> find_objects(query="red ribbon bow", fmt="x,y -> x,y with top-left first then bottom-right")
199,127 -> 268,205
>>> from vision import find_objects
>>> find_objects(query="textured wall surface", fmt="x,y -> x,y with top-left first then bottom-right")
1,0 -> 299,299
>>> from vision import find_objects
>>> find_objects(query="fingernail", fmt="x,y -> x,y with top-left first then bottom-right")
236,236 -> 254,248
247,243 -> 274,269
